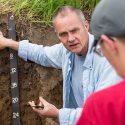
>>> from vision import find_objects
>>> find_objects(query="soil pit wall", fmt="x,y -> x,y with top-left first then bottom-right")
0,14 -> 63,125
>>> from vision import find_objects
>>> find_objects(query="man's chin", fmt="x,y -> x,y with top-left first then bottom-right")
70,49 -> 82,55
67,47 -> 83,55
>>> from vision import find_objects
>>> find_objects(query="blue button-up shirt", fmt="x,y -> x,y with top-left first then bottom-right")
18,33 -> 122,125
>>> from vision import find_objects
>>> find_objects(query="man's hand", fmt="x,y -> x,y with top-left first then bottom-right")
0,31 -> 19,50
0,31 -> 7,49
28,97 -> 59,118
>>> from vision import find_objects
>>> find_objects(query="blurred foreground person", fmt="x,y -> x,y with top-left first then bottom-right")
77,0 -> 125,125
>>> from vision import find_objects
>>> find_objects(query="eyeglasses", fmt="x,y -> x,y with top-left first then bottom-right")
91,38 -> 104,56
91,36 -> 115,56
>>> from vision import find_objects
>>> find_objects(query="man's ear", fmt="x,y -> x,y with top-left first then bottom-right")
84,20 -> 89,31
101,35 -> 117,51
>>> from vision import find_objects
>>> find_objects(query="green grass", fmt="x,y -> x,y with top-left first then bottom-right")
0,0 -> 99,26
82,0 -> 99,11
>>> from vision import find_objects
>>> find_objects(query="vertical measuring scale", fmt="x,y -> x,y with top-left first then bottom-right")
8,13 -> 21,125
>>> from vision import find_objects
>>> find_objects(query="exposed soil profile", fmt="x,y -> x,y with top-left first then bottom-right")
0,14 -> 63,125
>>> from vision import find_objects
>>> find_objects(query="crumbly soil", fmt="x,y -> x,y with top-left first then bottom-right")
0,14 -> 63,125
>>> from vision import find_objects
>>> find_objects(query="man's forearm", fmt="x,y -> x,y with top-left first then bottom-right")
6,38 -> 19,51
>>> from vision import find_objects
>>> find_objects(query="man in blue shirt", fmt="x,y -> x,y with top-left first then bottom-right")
0,6 -> 122,125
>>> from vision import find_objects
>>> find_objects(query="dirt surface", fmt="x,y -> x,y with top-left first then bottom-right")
0,14 -> 63,125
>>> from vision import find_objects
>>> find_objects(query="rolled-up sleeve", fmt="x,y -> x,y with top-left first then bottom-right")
18,40 -> 63,69
59,108 -> 82,125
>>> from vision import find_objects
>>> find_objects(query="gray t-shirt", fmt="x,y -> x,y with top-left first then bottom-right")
71,54 -> 85,107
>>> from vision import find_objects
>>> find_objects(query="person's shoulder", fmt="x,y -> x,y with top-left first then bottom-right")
88,80 -> 125,102
84,86 -> 111,107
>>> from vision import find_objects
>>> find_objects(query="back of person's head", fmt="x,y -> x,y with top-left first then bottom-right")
91,0 -> 125,41
52,6 -> 85,24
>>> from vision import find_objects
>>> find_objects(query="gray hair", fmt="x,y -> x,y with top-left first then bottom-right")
52,6 -> 86,24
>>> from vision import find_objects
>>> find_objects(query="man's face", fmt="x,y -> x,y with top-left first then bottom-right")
53,12 -> 89,55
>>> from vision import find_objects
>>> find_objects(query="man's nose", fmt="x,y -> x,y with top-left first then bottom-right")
68,33 -> 75,42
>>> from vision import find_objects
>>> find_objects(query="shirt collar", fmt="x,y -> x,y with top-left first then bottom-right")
83,33 -> 94,69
